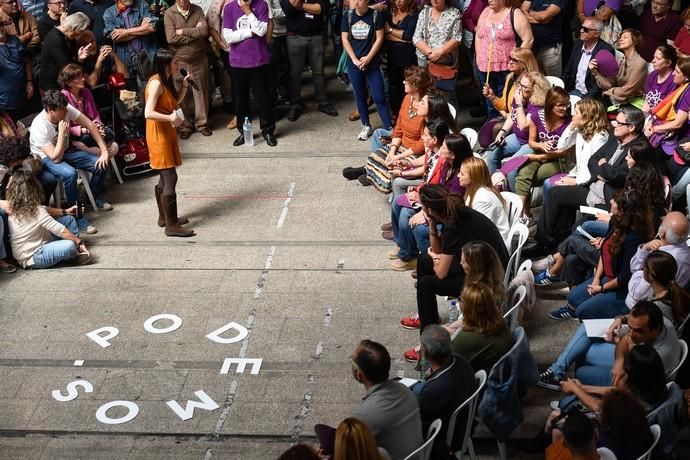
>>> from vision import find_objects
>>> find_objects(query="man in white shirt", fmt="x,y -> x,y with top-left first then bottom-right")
29,90 -> 112,233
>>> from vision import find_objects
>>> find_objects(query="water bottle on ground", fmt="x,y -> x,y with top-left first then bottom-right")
395,359 -> 405,379
448,299 -> 460,323
243,117 -> 253,146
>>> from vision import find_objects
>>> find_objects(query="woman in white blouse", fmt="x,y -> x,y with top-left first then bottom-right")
458,157 -> 511,248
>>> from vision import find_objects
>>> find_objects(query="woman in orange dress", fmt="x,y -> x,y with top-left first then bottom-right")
144,48 -> 195,237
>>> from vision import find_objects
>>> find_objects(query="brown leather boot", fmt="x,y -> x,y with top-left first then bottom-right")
156,186 -> 188,227
162,194 -> 195,237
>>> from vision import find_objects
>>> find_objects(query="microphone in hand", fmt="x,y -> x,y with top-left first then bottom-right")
180,69 -> 199,91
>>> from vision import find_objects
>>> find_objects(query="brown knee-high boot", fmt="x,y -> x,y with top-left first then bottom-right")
162,194 -> 195,237
155,186 -> 189,227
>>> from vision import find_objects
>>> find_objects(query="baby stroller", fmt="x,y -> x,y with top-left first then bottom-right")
106,73 -> 153,178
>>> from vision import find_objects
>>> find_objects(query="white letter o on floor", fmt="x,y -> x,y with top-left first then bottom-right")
96,401 -> 140,425
144,314 -> 182,334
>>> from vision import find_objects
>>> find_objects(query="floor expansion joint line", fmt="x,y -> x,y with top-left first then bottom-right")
0,359 -> 348,371
0,430 -> 317,441
94,240 -> 391,247
64,267 -> 393,272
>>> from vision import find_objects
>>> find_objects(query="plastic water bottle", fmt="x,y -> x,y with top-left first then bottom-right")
448,299 -> 460,323
243,117 -> 253,146
395,359 -> 405,379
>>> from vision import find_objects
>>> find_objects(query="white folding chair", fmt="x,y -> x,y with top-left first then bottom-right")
516,259 -> 532,273
448,103 -> 457,120
447,370 -> 487,460
569,94 -> 581,115
460,127 -> 478,150
503,285 -> 527,332
404,418 -> 442,460
636,424 -> 661,460
503,222 -> 529,289
667,339 -> 688,381
500,192 -> 523,229
545,76 -> 565,88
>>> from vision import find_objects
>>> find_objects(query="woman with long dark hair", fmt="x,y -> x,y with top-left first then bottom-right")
644,250 -> 690,328
144,48 -> 195,237
547,190 -> 654,320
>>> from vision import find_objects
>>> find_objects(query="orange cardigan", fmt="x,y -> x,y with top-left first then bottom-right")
392,94 -> 426,155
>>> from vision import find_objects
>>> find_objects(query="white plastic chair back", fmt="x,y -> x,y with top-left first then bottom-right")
569,94 -> 581,115
517,259 -> 532,273
503,222 -> 529,289
667,339 -> 688,381
447,370 -> 487,460
448,103 -> 457,120
404,418 -> 442,460
636,424 -> 661,460
460,127 -> 478,149
500,192 -> 523,228
545,76 -> 565,88
503,285 -> 527,332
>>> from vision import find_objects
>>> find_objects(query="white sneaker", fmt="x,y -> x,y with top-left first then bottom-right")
357,125 -> 372,141
532,254 -> 555,272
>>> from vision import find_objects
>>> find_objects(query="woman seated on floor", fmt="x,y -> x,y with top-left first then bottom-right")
388,130 -> 470,271
484,71 -> 551,174
544,190 -> 654,320
458,157 -> 510,248
1,171 -> 90,268
450,282 -> 514,372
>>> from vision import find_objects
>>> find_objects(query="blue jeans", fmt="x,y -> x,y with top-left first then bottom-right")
347,62 -> 391,129
371,128 -> 392,153
31,216 -> 81,269
672,167 -> 690,203
41,150 -> 106,205
393,205 -> 421,261
551,324 -> 615,386
568,276 -> 629,319
478,70 -> 508,119
485,133 -> 532,175
580,220 -> 609,238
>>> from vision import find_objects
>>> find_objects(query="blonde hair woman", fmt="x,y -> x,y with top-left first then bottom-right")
334,417 -> 388,460
451,282 -> 514,371
458,157 -> 510,247
483,48 -> 540,117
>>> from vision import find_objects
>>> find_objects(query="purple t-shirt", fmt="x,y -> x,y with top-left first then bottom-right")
223,0 -> 270,68
510,102 -> 535,144
675,86 -> 690,138
645,70 -> 677,111
533,107 -> 571,145
583,0 -> 622,15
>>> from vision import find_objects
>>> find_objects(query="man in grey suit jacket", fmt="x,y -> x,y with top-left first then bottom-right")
562,18 -> 614,99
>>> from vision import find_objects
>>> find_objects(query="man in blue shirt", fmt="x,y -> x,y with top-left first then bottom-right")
522,0 -> 566,77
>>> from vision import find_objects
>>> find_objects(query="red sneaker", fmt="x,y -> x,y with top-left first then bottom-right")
403,345 -> 420,363
400,314 -> 420,330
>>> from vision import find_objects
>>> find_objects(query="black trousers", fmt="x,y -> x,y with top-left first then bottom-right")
416,252 -> 464,331
229,64 -> 275,136
537,184 -> 589,249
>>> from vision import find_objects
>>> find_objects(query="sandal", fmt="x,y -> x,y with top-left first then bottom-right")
0,261 -> 17,274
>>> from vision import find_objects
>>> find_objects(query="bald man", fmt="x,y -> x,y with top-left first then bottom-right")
626,211 -> 690,308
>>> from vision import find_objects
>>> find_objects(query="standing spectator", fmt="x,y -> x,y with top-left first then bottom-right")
0,29 -> 33,120
103,0 -> 159,84
18,0 -> 45,21
39,12 -> 91,92
591,29 -> 647,107
29,91 -> 111,233
223,0 -> 278,146
207,0 -> 237,129
281,0 -> 338,122
68,0 -> 112,46
341,0 -> 391,141
37,0 -> 65,39
164,0 -> 212,138
576,0 -> 622,46
474,0 -> 533,118
674,7 -> 690,58
639,0 -> 681,62
417,325 -> 477,460
268,0 -> 288,105
522,0 -> 565,77
349,339 -> 423,460
384,0 -> 418,118
412,0 -> 462,106
0,0 -> 40,54
562,18 -> 614,99
144,48 -> 195,237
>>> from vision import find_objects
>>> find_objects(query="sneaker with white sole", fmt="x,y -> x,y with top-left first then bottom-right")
357,125 -> 373,141
549,305 -> 578,321
535,269 -> 560,286
536,368 -> 563,391
95,199 -> 113,212
532,254 -> 555,272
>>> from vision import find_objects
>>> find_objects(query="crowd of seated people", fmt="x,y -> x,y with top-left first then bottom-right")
2,0 -> 690,457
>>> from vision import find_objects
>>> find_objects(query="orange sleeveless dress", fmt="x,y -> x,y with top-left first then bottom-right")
145,75 -> 182,170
